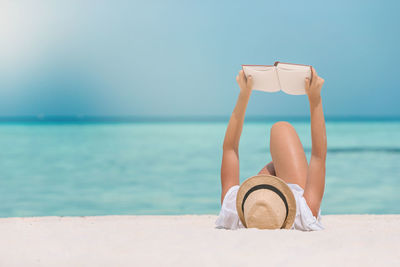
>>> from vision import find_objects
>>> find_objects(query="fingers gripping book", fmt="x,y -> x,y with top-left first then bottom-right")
242,62 -> 312,95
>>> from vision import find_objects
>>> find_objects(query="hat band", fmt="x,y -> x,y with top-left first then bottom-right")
241,184 -> 289,227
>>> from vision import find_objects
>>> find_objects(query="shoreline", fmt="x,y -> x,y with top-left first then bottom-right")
0,215 -> 399,266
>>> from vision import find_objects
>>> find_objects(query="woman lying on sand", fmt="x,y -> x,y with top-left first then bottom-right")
216,67 -> 327,231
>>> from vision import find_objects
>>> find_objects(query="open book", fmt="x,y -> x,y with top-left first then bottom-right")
242,62 -> 312,95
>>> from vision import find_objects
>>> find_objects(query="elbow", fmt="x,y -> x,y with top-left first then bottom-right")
319,135 -> 328,160
313,147 -> 327,162
312,138 -> 327,162
222,141 -> 238,153
311,153 -> 326,163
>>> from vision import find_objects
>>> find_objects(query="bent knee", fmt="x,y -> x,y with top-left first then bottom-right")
271,121 -> 295,135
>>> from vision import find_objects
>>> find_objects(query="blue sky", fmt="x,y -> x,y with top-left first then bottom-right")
0,0 -> 399,117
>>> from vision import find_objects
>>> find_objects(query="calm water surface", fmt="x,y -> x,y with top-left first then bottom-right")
0,120 -> 399,217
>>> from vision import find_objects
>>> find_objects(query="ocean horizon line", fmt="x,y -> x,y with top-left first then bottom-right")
0,115 -> 399,124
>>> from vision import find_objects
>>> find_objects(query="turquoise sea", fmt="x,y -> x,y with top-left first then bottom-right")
1,118 -> 399,217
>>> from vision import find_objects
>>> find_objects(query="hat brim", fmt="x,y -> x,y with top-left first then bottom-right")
236,174 -> 296,229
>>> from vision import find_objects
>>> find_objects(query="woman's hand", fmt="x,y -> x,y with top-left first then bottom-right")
236,70 -> 253,95
305,67 -> 324,103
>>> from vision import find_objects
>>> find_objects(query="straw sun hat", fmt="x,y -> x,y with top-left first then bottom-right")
236,174 -> 296,229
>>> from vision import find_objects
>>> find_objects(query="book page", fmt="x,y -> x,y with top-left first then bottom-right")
242,65 -> 280,92
276,63 -> 311,95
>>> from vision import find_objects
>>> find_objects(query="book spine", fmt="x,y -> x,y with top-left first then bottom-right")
275,67 -> 282,91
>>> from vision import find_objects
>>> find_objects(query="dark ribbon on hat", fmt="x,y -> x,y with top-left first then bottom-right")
241,184 -> 289,226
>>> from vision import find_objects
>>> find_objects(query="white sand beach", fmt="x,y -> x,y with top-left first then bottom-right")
0,215 -> 399,267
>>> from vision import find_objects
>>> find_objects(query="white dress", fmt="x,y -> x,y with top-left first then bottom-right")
215,184 -> 324,231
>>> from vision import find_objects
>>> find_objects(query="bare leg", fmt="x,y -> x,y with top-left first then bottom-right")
269,121 -> 308,190
257,161 -> 276,176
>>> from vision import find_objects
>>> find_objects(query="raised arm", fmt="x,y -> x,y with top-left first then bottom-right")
303,67 -> 327,216
220,70 -> 253,205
